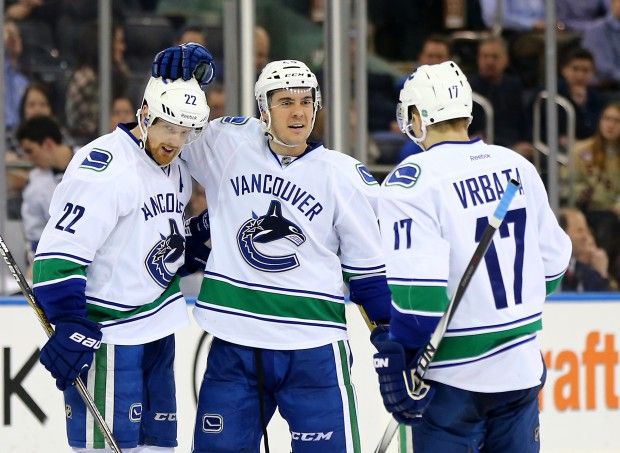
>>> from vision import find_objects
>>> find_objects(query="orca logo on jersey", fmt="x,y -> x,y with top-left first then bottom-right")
145,218 -> 185,287
237,200 -> 306,272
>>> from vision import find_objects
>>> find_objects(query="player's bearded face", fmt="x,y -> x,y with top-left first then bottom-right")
268,88 -> 314,147
146,119 -> 193,166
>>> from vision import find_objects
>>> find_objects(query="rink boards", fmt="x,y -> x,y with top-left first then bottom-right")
1,294 -> 619,452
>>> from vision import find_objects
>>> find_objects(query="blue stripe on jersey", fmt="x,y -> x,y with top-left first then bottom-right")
86,295 -> 140,310
446,312 -> 542,334
387,277 -> 448,285
429,335 -> 537,369
35,251 -> 92,265
545,269 -> 566,280
341,264 -> 386,272
196,301 -> 348,330
99,294 -> 185,327
205,271 -> 345,302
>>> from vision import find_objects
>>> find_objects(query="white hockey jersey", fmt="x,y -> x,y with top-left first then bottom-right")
21,168 -> 65,244
33,125 -> 192,344
380,138 -> 571,392
182,117 -> 384,350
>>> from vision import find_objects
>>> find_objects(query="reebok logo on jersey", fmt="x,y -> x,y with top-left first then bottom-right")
202,414 -> 223,433
80,148 -> 113,172
291,431 -> 333,441
385,163 -> 421,188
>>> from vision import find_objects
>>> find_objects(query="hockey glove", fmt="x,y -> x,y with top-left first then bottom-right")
152,42 -> 215,86
370,326 -> 435,425
39,316 -> 102,391
179,209 -> 211,275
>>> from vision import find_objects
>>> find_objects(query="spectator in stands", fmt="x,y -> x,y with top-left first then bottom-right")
255,25 -> 271,73
573,101 -> 620,214
65,21 -> 129,144
7,82 -> 53,203
556,0 -> 609,34
16,115 -> 74,271
558,48 -> 602,140
110,96 -> 134,130
178,25 -> 207,47
583,0 -> 620,87
19,82 -> 52,122
206,83 -> 226,120
5,0 -> 43,21
4,20 -> 29,131
571,101 -> 620,286
559,208 -> 611,291
469,36 -> 534,158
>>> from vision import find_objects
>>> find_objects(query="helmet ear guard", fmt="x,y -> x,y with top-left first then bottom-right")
398,61 -> 472,146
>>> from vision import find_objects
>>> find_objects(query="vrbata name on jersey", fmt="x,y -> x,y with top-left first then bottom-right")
453,167 -> 524,209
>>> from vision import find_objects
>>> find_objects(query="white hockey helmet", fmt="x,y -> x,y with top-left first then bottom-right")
397,60 -> 472,146
254,60 -> 322,146
137,76 -> 210,162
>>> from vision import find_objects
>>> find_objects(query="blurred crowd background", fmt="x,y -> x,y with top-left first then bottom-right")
2,0 -> 619,293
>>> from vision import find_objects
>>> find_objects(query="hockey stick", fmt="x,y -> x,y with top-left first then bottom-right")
373,178 -> 521,452
0,235 -> 122,453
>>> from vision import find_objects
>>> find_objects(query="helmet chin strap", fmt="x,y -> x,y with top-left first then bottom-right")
405,121 -> 428,150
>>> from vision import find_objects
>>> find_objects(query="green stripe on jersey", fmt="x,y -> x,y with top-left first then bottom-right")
87,276 -> 181,322
388,284 -> 449,313
32,258 -> 87,284
199,277 -> 346,324
434,318 -> 542,362
93,344 -> 108,449
546,275 -> 564,295
337,341 -> 361,452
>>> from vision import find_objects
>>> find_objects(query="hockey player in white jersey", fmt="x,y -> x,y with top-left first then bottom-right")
152,48 -> 391,452
33,75 -> 211,452
370,61 -> 572,452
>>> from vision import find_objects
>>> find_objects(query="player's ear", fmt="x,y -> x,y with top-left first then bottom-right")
140,104 -> 150,127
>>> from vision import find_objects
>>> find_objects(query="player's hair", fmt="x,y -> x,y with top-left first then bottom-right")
16,115 -> 63,145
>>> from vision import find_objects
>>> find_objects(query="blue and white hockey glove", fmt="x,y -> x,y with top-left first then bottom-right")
39,316 -> 102,391
370,326 -> 435,424
179,209 -> 211,275
152,42 -> 215,86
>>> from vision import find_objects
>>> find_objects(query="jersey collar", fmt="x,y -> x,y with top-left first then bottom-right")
425,137 -> 482,152
267,141 -> 322,168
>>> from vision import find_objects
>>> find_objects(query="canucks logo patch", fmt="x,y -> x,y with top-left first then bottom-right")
385,163 -> 421,188
237,200 -> 306,272
80,148 -> 113,172
221,116 -> 249,125
145,219 -> 185,287
356,163 -> 378,185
